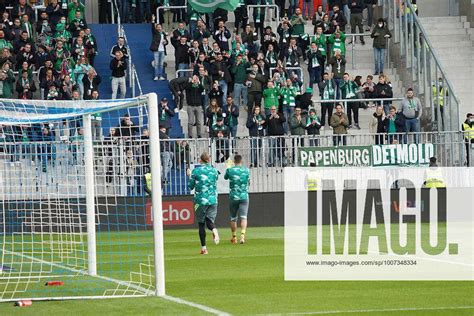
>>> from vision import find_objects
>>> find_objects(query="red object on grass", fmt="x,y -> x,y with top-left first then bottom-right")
45,281 -> 64,286
15,300 -> 32,307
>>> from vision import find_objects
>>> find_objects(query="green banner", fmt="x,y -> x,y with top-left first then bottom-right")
188,0 -> 239,13
298,144 -> 435,167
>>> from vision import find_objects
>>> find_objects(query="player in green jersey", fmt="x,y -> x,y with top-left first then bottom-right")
224,154 -> 250,244
188,152 -> 220,255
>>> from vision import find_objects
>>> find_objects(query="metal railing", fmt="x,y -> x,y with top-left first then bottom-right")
314,97 -> 404,114
247,5 -> 281,29
175,69 -> 193,78
382,0 -> 460,132
4,5 -> 45,22
156,6 -> 187,25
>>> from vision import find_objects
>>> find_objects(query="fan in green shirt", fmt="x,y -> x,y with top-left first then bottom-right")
67,0 -> 85,23
0,38 -> 13,52
290,8 -> 306,36
263,81 -> 280,113
310,28 -> 327,57
188,152 -> 220,254
328,31 -> 346,57
224,154 -> 250,244
280,79 -> 299,108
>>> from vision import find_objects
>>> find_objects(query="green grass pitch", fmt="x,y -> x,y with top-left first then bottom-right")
0,227 -> 473,315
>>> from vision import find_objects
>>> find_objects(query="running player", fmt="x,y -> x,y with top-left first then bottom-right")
188,152 -> 220,255
224,154 -> 250,244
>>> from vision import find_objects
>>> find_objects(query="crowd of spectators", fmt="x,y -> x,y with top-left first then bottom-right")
0,0 -> 107,172
155,0 -> 427,155
0,0 -> 103,103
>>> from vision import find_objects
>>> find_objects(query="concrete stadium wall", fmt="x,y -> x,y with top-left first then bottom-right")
459,0 -> 474,23
418,0 -> 459,17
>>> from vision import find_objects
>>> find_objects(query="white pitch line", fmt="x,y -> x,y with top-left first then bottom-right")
3,249 -> 155,295
3,250 -> 230,315
163,295 -> 230,316
265,306 -> 474,315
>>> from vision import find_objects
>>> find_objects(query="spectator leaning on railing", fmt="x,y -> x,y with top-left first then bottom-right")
169,76 -> 188,110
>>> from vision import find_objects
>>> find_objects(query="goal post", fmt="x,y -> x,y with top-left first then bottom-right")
0,93 -> 165,301
147,93 -> 165,297
83,113 -> 97,277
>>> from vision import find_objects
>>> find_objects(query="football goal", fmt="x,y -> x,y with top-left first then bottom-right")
0,93 -> 165,301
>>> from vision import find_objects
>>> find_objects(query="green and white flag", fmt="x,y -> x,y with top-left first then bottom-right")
189,0 -> 239,13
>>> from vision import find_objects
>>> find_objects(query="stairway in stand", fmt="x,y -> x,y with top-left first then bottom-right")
123,24 -> 184,139
89,24 -> 184,139
419,16 -> 474,122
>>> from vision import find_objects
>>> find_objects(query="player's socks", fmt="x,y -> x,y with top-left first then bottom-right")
212,228 -> 220,245
240,232 -> 246,244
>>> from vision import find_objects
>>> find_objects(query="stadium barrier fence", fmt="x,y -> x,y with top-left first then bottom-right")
175,69 -> 193,78
1,131 -> 470,199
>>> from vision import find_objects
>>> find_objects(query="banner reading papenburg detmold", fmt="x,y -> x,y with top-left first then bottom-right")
284,167 -> 473,280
